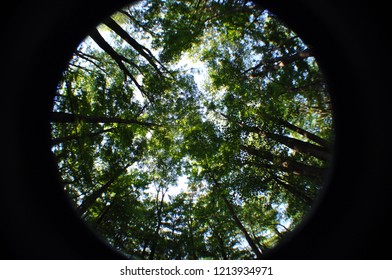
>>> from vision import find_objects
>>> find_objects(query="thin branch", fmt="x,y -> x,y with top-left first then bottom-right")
75,51 -> 107,72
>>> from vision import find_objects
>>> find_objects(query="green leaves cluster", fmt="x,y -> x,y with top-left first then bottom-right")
51,0 -> 333,259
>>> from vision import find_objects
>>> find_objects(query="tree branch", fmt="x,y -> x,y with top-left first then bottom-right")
89,28 -> 155,104
51,112 -> 160,128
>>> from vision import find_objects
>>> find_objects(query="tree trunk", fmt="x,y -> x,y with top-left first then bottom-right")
51,127 -> 114,145
187,217 -> 198,259
220,193 -> 263,259
247,48 -> 313,77
274,177 -> 313,206
77,165 -> 129,215
148,188 -> 166,260
51,111 -> 158,127
240,145 -> 326,182
89,28 -> 150,101
217,232 -> 229,260
210,176 -> 263,259
268,131 -> 330,161
277,118 -> 331,149
243,122 -> 329,161
96,202 -> 113,226
271,48 -> 313,65
103,17 -> 164,75
252,232 -> 267,253
77,177 -> 116,215
217,111 -> 330,161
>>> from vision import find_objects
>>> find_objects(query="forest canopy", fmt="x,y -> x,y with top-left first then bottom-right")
51,0 -> 333,259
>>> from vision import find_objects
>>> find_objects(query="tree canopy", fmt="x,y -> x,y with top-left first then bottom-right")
51,0 -> 333,259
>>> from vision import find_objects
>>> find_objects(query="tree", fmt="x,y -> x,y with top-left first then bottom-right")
51,0 -> 333,259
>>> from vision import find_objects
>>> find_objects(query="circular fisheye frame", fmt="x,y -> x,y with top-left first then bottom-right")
51,0 -> 334,260
0,0 -> 390,259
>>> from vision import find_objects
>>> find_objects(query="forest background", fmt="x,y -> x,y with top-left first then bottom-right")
51,0 -> 333,259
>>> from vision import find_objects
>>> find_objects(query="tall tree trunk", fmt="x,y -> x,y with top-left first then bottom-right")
277,118 -> 331,149
96,202 -> 113,226
51,112 -> 158,127
210,177 -> 263,259
246,48 -> 313,77
77,177 -> 116,215
282,80 -> 326,96
148,188 -> 166,260
77,165 -> 129,215
207,218 -> 229,260
240,145 -> 326,181
95,191 -> 124,226
267,131 -> 330,161
273,227 -> 284,240
187,216 -> 198,259
217,232 -> 229,260
252,232 -> 267,253
220,194 -> 263,259
103,17 -> 165,75
89,28 -> 152,102
217,111 -> 330,160
273,177 -> 313,206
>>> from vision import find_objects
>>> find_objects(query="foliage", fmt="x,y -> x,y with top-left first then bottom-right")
51,0 -> 333,259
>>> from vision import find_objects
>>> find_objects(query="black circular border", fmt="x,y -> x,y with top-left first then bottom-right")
0,0 -> 390,259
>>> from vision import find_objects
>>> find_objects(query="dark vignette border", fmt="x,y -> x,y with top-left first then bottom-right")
0,0 -> 390,259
